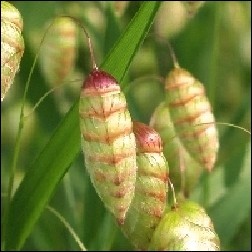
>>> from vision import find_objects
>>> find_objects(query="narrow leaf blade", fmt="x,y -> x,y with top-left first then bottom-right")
5,2 -> 161,250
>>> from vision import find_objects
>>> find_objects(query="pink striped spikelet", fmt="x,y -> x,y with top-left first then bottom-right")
121,122 -> 168,250
79,69 -> 137,225
165,67 -> 219,171
1,1 -> 24,101
40,17 -> 77,87
150,102 -> 202,198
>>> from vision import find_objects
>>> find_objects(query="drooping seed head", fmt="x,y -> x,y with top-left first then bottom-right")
165,67 -> 219,172
149,200 -> 220,251
39,17 -> 77,88
150,102 -> 203,198
121,122 -> 168,250
79,69 -> 136,225
1,1 -> 24,102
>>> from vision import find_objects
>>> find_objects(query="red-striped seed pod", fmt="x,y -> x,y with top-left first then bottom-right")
1,1 -> 24,102
149,200 -> 220,251
39,17 -> 77,87
150,102 -> 202,198
121,122 -> 168,250
79,69 -> 137,225
165,66 -> 219,172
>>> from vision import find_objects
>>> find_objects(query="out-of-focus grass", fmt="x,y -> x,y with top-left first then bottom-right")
1,1 -> 251,251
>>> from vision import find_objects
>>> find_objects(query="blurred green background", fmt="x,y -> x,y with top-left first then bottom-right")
1,1 -> 251,251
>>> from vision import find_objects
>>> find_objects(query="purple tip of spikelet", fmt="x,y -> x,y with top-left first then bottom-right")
82,69 -> 120,96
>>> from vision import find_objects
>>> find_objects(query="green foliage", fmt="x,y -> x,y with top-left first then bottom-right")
1,1 -> 250,251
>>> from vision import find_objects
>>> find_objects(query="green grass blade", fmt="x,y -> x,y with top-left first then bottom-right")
102,2 -> 160,85
5,102 -> 80,250
207,142 -> 251,246
5,2 -> 161,250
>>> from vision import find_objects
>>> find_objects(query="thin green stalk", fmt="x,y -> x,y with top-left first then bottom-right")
24,78 -> 82,120
168,178 -> 178,208
2,40 -> 40,252
63,173 -> 78,226
211,122 -> 251,135
47,206 -> 86,251
168,122 -> 251,144
1,17 -> 72,250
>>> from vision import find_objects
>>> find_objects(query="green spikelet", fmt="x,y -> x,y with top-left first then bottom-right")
40,17 -> 77,87
165,67 -> 219,172
1,1 -> 24,102
121,122 -> 168,250
149,200 -> 220,251
150,102 -> 202,198
79,69 -> 137,225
